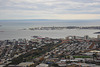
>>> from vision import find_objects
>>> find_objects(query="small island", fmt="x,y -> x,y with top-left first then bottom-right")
94,32 -> 100,34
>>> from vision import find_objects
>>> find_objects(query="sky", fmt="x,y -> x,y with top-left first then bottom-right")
0,0 -> 100,20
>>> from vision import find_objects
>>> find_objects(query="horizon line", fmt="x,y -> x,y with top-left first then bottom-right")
0,19 -> 100,21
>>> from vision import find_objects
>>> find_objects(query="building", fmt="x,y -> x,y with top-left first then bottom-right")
97,35 -> 100,39
36,63 -> 48,67
84,35 -> 89,40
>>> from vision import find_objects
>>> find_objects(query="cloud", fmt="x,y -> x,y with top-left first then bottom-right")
0,10 -> 100,20
0,0 -> 100,19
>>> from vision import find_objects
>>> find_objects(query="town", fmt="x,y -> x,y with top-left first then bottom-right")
0,35 -> 100,67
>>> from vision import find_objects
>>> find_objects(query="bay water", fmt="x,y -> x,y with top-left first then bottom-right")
0,20 -> 100,40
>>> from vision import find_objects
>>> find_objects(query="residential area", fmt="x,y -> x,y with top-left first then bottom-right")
0,35 -> 100,67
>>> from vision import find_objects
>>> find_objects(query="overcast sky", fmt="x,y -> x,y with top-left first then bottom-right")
0,0 -> 100,20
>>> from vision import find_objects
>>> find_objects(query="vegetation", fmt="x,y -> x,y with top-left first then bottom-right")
73,56 -> 91,58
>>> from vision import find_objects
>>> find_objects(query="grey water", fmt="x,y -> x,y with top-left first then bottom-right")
0,20 -> 100,40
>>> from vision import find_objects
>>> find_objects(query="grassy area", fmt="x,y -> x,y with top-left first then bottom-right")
73,56 -> 91,58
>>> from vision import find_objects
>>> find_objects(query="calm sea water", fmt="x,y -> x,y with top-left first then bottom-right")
0,20 -> 100,40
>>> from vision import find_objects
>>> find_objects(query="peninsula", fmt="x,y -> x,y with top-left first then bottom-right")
29,26 -> 100,30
